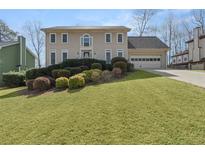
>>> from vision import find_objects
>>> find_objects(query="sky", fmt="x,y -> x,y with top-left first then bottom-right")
0,9 -> 193,65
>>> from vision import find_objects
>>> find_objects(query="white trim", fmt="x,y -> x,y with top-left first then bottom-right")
80,33 -> 93,47
49,33 -> 56,44
61,49 -> 68,62
105,49 -> 112,64
50,49 -> 56,65
104,33 -> 112,43
20,36 -> 22,66
117,49 -> 124,57
116,33 -> 123,44
61,33 -> 69,44
0,42 -> 19,48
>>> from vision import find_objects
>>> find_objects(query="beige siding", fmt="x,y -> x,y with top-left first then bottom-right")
45,30 -> 128,66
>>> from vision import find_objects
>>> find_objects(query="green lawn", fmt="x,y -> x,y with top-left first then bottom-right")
0,70 -> 205,144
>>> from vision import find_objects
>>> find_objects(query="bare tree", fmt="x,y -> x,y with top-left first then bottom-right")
0,19 -> 17,42
24,21 -> 44,68
132,9 -> 158,36
192,9 -> 205,33
182,20 -> 193,40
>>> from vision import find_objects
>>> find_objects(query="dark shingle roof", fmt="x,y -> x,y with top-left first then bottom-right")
41,26 -> 131,31
128,36 -> 168,49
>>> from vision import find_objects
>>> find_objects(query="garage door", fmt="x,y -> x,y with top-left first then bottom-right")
130,56 -> 161,69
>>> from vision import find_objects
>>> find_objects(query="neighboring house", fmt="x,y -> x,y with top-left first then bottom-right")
0,36 -> 36,85
41,26 -> 168,69
171,50 -> 189,69
186,27 -> 205,70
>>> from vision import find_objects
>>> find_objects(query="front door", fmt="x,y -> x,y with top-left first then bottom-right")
81,50 -> 91,58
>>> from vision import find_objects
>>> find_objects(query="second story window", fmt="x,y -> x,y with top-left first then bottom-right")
61,33 -> 68,43
117,33 -> 123,43
105,33 -> 112,43
50,33 -> 56,43
81,34 -> 92,47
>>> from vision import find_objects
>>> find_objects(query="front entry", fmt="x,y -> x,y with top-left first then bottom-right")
81,50 -> 92,58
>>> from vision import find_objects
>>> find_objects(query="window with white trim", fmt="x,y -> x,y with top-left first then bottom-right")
50,33 -> 56,43
117,49 -> 124,57
61,33 -> 68,43
105,33 -> 112,43
80,34 -> 92,47
117,33 -> 123,43
105,49 -> 112,64
61,49 -> 68,62
50,51 -> 56,65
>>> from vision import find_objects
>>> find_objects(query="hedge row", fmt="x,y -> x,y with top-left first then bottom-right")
26,58 -> 107,80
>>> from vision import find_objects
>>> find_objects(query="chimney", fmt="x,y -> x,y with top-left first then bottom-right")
18,35 -> 26,67
193,27 -> 200,61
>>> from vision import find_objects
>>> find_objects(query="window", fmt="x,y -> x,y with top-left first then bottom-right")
157,58 -> 160,61
117,33 -> 123,43
50,33 -> 56,43
61,49 -> 68,62
135,58 -> 138,61
61,33 -> 68,43
105,49 -> 112,64
81,34 -> 92,47
117,49 -> 124,57
131,58 -> 135,61
105,33 -> 112,43
50,51 -> 56,65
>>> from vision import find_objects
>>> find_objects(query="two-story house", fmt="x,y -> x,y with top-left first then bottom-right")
186,27 -> 205,70
41,26 -> 168,69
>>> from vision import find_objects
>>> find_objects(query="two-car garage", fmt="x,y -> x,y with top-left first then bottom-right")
128,36 -> 169,69
130,55 -> 161,69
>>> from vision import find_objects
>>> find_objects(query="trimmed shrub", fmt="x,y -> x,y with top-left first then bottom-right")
127,63 -> 134,72
33,76 -> 51,91
26,67 -> 49,80
80,65 -> 89,71
68,75 -> 85,89
52,69 -> 70,79
101,70 -> 112,82
91,63 -> 102,70
113,61 -> 127,74
61,58 -> 106,69
64,67 -> 82,75
82,70 -> 92,82
46,76 -> 56,87
56,77 -> 69,89
90,69 -> 102,82
2,71 -> 25,87
111,57 -> 127,65
26,79 -> 34,90
112,68 -> 122,78
106,64 -> 113,71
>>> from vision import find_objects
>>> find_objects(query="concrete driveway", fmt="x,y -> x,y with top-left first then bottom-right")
145,69 -> 205,88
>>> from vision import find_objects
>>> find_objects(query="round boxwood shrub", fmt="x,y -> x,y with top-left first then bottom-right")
56,77 -> 69,89
80,65 -> 89,71
64,67 -> 82,75
68,75 -> 85,90
111,57 -> 127,65
91,63 -> 102,70
33,76 -> 51,91
112,68 -> 122,78
82,70 -> 92,82
113,61 -> 127,74
90,69 -> 102,82
101,70 -> 112,82
26,79 -> 34,90
52,69 -> 70,79
127,63 -> 134,72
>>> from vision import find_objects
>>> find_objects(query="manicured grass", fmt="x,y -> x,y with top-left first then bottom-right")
0,70 -> 205,144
